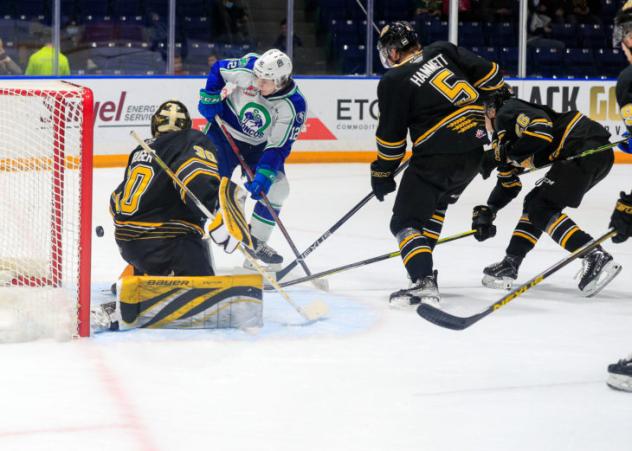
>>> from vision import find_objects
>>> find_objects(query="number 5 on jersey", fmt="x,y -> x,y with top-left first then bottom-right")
430,69 -> 478,106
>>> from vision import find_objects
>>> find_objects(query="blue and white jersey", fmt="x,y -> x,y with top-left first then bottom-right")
202,53 -> 307,170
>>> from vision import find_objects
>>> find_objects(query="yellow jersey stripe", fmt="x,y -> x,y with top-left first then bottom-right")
414,105 -> 484,147
376,136 -> 407,147
402,247 -> 431,265
513,231 -> 538,245
473,63 -> 499,87
547,214 -> 567,235
550,113 -> 583,161
522,130 -> 554,143
399,233 -> 422,249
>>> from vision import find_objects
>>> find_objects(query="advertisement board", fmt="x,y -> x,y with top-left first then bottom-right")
74,76 -> 630,165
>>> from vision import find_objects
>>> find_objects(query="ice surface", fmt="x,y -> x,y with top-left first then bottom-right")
0,164 -> 630,451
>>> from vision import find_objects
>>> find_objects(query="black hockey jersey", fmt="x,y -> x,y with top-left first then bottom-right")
375,41 -> 504,169
616,64 -> 632,133
110,129 -> 221,241
493,98 -> 610,167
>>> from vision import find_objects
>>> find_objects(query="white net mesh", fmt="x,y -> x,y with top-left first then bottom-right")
0,80 -> 92,342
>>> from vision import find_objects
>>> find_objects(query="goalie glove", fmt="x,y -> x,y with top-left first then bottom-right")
207,177 -> 254,253
207,212 -> 240,253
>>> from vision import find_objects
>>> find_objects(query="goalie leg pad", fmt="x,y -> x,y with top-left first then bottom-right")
218,177 -> 253,249
116,274 -> 263,330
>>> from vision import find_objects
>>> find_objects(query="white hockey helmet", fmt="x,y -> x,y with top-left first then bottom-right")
253,49 -> 293,89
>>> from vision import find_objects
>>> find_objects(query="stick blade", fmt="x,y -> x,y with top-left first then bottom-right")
302,299 -> 329,321
416,304 -> 482,331
311,278 -> 330,292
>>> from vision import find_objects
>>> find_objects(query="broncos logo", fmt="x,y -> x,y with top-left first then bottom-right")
239,102 -> 272,138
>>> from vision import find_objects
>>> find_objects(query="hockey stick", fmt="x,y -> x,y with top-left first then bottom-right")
276,159 -> 411,281
130,131 -> 328,322
523,139 -> 627,174
416,229 -> 617,330
272,229 -> 475,289
213,117 -> 329,292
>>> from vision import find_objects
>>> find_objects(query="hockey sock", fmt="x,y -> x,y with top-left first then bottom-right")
422,209 -> 445,250
546,213 -> 592,252
506,214 -> 543,259
398,228 -> 433,281
250,201 -> 279,243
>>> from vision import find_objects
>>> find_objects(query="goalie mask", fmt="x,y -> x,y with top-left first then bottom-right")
614,1 -> 632,47
253,49 -> 293,91
377,21 -> 420,68
151,100 -> 192,137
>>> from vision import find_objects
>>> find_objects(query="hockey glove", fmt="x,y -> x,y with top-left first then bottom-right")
207,212 -> 240,253
245,165 -> 276,200
610,191 -> 632,243
198,88 -> 224,121
472,205 -> 497,242
370,160 -> 396,201
616,131 -> 632,154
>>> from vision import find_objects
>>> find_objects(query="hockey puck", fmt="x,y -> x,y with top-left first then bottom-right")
95,226 -> 104,237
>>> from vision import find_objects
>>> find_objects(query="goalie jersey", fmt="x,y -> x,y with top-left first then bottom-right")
492,98 -> 610,167
110,129 -> 221,241
203,53 -> 307,170
375,41 -> 505,169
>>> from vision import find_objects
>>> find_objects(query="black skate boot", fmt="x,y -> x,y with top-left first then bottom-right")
607,355 -> 632,392
389,271 -> 440,309
576,246 -> 622,297
243,236 -> 284,272
482,255 -> 522,290
90,301 -> 119,333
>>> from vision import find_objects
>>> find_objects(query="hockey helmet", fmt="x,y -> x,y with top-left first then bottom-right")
253,49 -> 293,89
377,21 -> 420,68
613,0 -> 632,47
150,100 -> 192,137
483,85 -> 514,115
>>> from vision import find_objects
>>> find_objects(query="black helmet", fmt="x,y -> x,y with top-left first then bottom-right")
483,85 -> 514,114
614,1 -> 632,47
151,100 -> 192,137
377,21 -> 419,68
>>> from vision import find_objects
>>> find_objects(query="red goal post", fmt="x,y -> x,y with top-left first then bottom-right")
0,80 -> 93,340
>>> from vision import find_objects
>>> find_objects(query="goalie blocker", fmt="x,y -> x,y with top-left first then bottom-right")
93,273 -> 263,331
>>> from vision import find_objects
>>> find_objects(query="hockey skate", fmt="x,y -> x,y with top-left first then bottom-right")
90,301 -> 119,333
389,271 -> 440,309
607,355 -> 632,392
243,236 -> 283,273
481,255 -> 521,290
576,246 -> 622,297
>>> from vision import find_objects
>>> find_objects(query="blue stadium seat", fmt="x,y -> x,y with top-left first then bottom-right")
460,22 -> 486,47
486,22 -> 516,47
339,44 -> 366,74
595,48 -> 626,77
578,24 -> 606,48
470,46 -> 498,63
111,0 -> 143,16
532,47 -> 564,77
564,48 -> 596,76
76,0 -> 110,16
550,23 -> 578,48
498,46 -> 518,75
182,16 -> 212,41
14,0 -> 46,16
428,20 -> 448,42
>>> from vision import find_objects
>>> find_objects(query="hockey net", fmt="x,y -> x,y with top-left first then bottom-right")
0,80 -> 93,341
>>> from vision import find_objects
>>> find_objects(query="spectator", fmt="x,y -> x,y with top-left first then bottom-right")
273,19 -> 303,53
173,55 -> 189,75
481,0 -> 515,22
442,0 -> 474,21
25,42 -> 70,76
0,39 -> 22,75
569,0 -> 602,24
527,0 -> 565,50
216,0 -> 249,42
413,0 -> 443,19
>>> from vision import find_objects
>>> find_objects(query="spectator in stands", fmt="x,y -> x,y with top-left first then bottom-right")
413,0 -> 443,20
216,0 -> 249,43
25,42 -> 70,76
569,0 -> 602,24
481,0 -> 515,22
273,19 -> 303,53
0,39 -> 22,75
442,0 -> 474,21
173,55 -> 189,75
528,0 -> 566,50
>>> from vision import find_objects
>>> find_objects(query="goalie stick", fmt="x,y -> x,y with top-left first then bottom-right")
273,230 -> 475,290
213,116 -> 329,292
276,159 -> 411,281
416,229 -> 617,330
130,131 -> 328,322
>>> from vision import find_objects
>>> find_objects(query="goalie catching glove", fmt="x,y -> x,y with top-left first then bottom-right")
207,177 -> 253,252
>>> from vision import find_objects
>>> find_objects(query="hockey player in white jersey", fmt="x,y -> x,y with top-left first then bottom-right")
198,49 -> 307,270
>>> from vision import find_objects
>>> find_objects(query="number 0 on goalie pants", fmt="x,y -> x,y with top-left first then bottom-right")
111,274 -> 263,330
